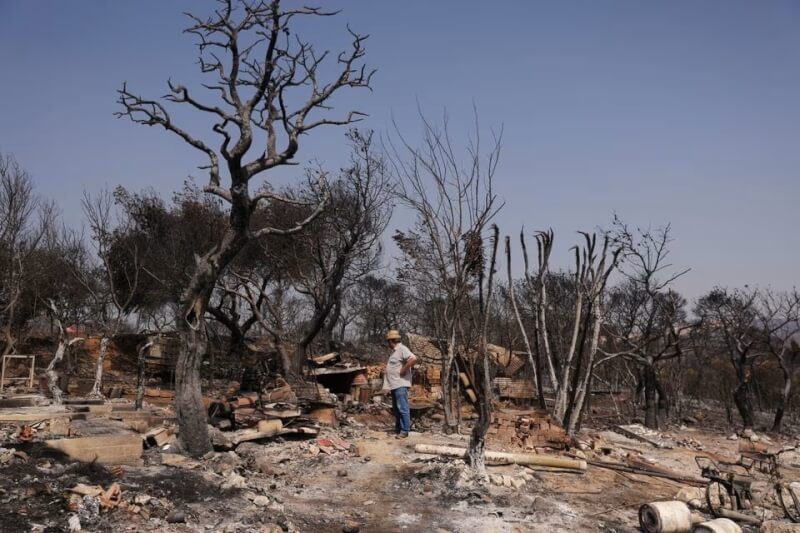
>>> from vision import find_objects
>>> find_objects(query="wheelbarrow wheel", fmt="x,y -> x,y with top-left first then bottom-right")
778,482 -> 800,523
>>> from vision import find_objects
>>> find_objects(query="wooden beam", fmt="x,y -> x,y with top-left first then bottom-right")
414,443 -> 587,470
45,434 -> 143,465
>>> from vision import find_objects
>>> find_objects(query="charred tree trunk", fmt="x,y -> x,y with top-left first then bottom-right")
654,372 -> 669,416
643,363 -> 658,429
177,227 -> 249,457
468,353 -> 491,475
276,339 -> 295,382
733,378 -> 755,430
46,337 -> 67,405
441,329 -> 458,431
772,351 -> 796,432
773,372 -> 790,432
176,319 -> 212,456
88,336 -> 110,399
567,300 -> 603,434
227,328 -> 246,361
135,339 -> 152,410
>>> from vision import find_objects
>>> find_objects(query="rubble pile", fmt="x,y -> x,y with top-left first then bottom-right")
488,409 -> 569,450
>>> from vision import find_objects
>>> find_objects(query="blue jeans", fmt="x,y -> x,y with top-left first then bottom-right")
391,387 -> 411,434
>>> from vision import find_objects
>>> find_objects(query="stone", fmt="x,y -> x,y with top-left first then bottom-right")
531,496 -> 561,514
342,520 -> 360,533
728,434 -> 738,441
221,473 -> 247,490
675,487 -> 706,509
337,469 -> 348,477
510,477 -> 526,489
253,496 -> 270,507
208,425 -> 233,450
761,521 -> 800,533
68,515 -> 81,532
166,510 -> 186,524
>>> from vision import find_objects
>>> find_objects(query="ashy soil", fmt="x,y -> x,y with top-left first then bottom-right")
2,412 -> 800,533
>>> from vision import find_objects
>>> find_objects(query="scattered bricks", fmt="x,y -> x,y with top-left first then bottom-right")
487,408 -> 567,450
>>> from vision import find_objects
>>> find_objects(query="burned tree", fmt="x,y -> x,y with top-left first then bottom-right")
66,190 -> 145,398
223,129 -> 392,378
391,111 -> 503,432
467,225 -> 500,475
601,222 -> 690,429
0,154 -> 55,356
694,287 -> 763,429
509,228 -> 620,433
117,0 -> 372,455
757,289 -> 800,431
43,300 -> 84,405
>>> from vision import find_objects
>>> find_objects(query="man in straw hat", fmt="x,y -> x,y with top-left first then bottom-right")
383,330 -> 417,438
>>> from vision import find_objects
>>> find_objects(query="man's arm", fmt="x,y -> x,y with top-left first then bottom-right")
400,350 -> 417,375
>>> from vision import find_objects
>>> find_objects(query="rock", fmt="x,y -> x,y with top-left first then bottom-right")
342,520 -> 360,533
510,477 -> 526,489
675,487 -> 706,509
530,496 -> 561,514
255,456 -> 277,476
337,468 -> 348,477
253,496 -> 270,507
208,425 -> 233,450
221,472 -> 247,490
751,434 -> 761,442
267,501 -> 285,512
78,495 -> 100,521
489,474 -> 503,486
728,434 -> 739,441
134,494 -> 151,505
743,429 -> 755,438
573,450 -> 587,460
502,475 -> 513,488
68,515 -> 81,532
166,510 -> 186,524
235,442 -> 263,460
761,521 -> 800,533
210,451 -> 241,474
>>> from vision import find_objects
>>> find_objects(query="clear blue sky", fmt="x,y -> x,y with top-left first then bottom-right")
1,1 -> 798,298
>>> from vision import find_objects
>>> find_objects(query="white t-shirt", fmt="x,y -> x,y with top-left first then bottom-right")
383,342 -> 416,390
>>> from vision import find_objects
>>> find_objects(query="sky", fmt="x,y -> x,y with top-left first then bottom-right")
0,1 -> 798,299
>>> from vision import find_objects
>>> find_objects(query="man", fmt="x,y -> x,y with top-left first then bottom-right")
383,330 -> 417,438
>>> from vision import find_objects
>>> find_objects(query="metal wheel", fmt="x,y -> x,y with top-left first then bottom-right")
778,482 -> 800,523
706,481 -> 736,517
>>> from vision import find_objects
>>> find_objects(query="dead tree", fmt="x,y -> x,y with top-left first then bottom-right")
467,225 -> 500,475
504,237 -> 538,402
563,233 -> 621,433
510,229 -> 620,432
44,300 -> 84,405
694,287 -> 762,429
135,338 -> 154,410
390,110 -> 503,431
116,0 -> 372,455
70,189 -> 145,398
758,289 -> 800,431
600,222 -> 690,429
0,154 -> 54,356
